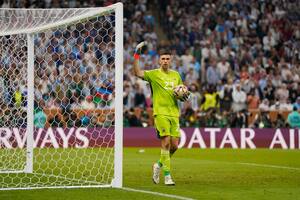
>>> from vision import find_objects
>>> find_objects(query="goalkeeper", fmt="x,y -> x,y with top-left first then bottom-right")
133,42 -> 189,185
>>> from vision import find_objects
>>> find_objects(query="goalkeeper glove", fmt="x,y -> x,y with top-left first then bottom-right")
179,91 -> 191,102
134,41 -> 147,60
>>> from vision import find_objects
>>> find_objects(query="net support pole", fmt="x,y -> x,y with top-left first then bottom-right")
24,33 -> 34,173
112,2 -> 123,188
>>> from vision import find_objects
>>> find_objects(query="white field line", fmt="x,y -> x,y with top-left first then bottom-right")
0,172 -> 196,200
0,185 -> 111,191
122,187 -> 195,200
199,159 -> 300,171
0,170 -> 24,174
3,160 -> 298,198
1,185 -> 196,200
236,162 -> 300,171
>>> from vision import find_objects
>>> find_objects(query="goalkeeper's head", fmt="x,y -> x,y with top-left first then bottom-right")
158,49 -> 172,71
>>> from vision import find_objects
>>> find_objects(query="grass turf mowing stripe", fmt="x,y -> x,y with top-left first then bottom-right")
122,187 -> 195,200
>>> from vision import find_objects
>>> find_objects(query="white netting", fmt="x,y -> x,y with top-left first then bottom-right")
0,5 -> 122,189
0,34 -> 28,173
0,8 -> 112,36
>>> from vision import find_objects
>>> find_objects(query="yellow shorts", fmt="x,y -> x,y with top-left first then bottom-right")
154,115 -> 180,138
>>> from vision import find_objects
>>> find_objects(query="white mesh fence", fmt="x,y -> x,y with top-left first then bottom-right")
0,4 -> 123,190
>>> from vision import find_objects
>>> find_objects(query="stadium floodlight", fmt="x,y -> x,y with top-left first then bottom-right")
0,2 -> 123,190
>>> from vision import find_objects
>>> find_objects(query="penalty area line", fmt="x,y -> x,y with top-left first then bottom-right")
122,187 -> 195,200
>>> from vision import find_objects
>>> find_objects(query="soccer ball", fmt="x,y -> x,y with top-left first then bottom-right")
173,84 -> 188,99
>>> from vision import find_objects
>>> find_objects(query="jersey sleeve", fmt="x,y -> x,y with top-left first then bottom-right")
144,70 -> 154,83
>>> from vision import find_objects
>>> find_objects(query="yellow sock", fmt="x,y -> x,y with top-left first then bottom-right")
159,149 -> 170,176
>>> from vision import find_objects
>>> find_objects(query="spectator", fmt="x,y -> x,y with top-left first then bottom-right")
189,83 -> 202,112
201,85 -> 219,112
270,101 -> 283,111
287,106 -> 300,128
293,97 -> 300,110
263,80 -> 275,104
204,108 -> 218,127
3,0 -> 300,128
182,105 -> 196,127
253,111 -> 272,128
49,115 -> 64,127
181,49 -> 194,68
259,99 -> 270,111
275,84 -> 289,103
81,115 -> 91,127
217,111 -> 229,128
263,31 -> 276,55
123,83 -> 134,109
219,84 -> 233,112
134,84 -> 146,108
240,66 -> 249,81
247,89 -> 260,109
289,83 -> 299,103
185,68 -> 199,86
80,95 -> 95,110
192,41 -> 202,62
1,0 -> 10,8
34,101 -> 47,128
217,57 -> 230,81
274,113 -> 287,128
232,83 -> 247,112
206,60 -> 220,86
127,108 -> 142,127
232,111 -> 247,128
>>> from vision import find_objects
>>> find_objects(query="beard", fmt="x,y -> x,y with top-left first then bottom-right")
162,64 -> 169,69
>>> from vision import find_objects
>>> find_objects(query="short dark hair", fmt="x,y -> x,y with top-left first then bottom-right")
293,106 -> 298,111
159,48 -> 171,56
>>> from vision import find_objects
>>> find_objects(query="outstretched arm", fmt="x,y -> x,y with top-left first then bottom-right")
133,57 -> 144,79
133,41 -> 147,79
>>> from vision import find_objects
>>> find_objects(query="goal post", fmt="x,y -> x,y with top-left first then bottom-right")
0,2 -> 123,190
112,2 -> 123,189
24,33 -> 34,174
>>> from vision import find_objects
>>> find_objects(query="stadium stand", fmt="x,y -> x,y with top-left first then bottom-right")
1,0 -> 300,128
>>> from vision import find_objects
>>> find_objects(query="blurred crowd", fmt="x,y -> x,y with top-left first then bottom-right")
0,0 -> 119,127
1,0 -> 300,128
124,0 -> 300,128
159,0 -> 300,128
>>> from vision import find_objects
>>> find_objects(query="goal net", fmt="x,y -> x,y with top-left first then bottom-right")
0,3 -> 123,190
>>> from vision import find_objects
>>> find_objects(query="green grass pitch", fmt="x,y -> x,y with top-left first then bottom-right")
0,148 -> 300,200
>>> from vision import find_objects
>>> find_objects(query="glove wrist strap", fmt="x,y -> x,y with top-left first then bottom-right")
133,53 -> 140,60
